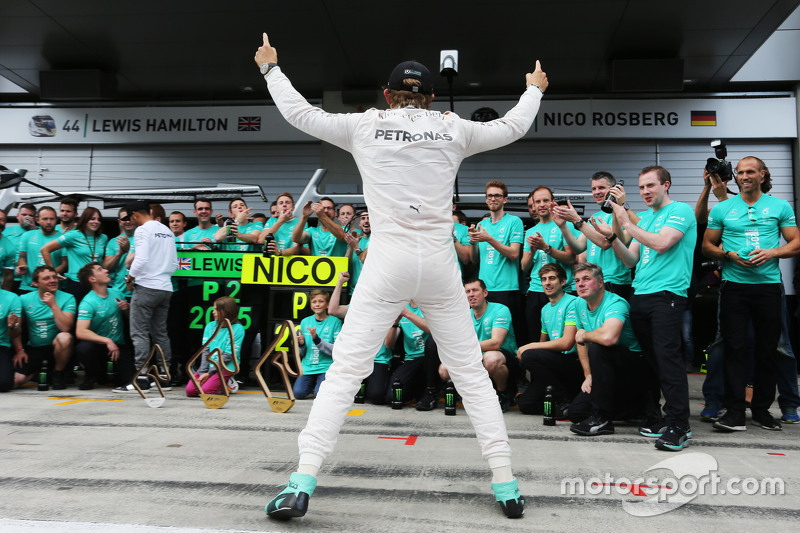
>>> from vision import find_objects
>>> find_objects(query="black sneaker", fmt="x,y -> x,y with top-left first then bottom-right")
415,387 -> 439,411
498,391 -> 512,413
638,414 -> 665,437
752,411 -> 782,431
570,415 -> 615,436
555,403 -> 570,420
112,377 -> 151,393
79,377 -> 96,391
52,370 -> 67,390
713,411 -> 746,432
655,426 -> 691,451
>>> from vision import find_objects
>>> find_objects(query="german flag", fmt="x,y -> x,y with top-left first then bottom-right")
691,110 -> 716,126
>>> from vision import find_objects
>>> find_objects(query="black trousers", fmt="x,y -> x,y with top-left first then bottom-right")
365,362 -> 391,405
385,357 -> 427,404
0,346 -> 13,392
524,291 -> 550,345
517,348 -> 583,414
719,281 -> 782,415
75,340 -> 135,386
604,282 -> 632,302
631,291 -> 689,428
587,343 -> 646,419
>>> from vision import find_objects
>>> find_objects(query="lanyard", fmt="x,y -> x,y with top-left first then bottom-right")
84,233 -> 98,261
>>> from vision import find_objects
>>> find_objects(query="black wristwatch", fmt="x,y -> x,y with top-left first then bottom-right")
573,220 -> 584,230
605,233 -> 618,243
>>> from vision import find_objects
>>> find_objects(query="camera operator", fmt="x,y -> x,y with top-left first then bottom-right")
590,165 -> 696,451
702,156 -> 800,432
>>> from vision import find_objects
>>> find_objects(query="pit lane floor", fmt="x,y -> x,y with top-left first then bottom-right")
1,374 -> 798,532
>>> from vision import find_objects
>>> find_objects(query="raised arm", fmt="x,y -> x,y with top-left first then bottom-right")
461,62 -> 549,157
292,202 -> 313,245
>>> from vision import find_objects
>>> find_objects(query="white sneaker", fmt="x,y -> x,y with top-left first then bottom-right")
227,377 -> 239,393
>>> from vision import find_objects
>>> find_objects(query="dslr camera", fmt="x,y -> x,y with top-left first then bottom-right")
705,140 -> 733,182
600,180 -> 624,213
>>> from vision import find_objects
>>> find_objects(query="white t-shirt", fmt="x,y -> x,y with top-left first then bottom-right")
129,220 -> 178,291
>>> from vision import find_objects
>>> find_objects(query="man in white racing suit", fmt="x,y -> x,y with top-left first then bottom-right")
255,32 -> 548,521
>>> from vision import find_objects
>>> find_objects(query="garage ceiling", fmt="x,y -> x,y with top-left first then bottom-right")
1,0 -> 799,103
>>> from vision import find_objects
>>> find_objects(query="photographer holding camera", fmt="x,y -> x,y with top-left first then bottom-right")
702,156 -> 800,432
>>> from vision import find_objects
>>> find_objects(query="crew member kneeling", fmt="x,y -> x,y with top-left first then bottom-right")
75,262 -> 134,390
569,263 -> 646,436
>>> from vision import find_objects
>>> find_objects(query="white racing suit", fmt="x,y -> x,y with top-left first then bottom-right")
265,67 -> 542,464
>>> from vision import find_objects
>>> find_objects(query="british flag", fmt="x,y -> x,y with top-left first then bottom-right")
178,258 -> 192,271
238,116 -> 261,131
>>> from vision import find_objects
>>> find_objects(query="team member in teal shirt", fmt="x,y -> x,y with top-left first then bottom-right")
17,206 -> 63,293
552,172 -> 634,300
0,288 -> 23,392
213,197 -> 264,252
41,207 -> 108,302
102,207 -> 136,300
0,209 -> 14,284
703,156 -> 800,432
438,278 -> 519,412
75,262 -> 132,390
470,180 -> 524,293
521,186 -> 578,343
259,192 -> 308,256
294,290 -> 342,399
452,210 -> 472,278
3,204 -> 37,289
17,266 -> 75,390
591,165 -> 696,452
569,263 -> 645,436
470,180 -> 524,347
346,210 -> 371,295
183,199 -> 219,250
57,198 -> 79,234
292,197 -> 348,257
384,302 -> 430,405
516,264 -> 580,414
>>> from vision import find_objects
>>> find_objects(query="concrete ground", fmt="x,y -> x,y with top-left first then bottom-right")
1,373 -> 799,533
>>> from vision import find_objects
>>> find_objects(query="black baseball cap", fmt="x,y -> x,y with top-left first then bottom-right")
388,61 -> 433,95
121,200 -> 150,220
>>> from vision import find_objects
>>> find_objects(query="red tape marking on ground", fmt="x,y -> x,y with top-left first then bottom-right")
767,452 -> 786,456
378,435 -> 417,445
591,483 -> 671,497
